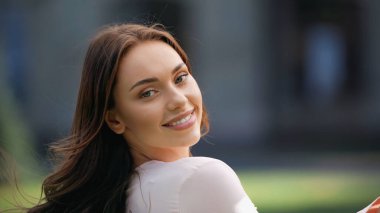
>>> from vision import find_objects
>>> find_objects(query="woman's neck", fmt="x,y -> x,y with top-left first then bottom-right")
130,146 -> 190,167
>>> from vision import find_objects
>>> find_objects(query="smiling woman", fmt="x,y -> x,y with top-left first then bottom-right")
107,41 -> 203,165
27,23 -> 258,213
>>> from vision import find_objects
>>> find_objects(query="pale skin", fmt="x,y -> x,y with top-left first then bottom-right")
105,40 -> 203,167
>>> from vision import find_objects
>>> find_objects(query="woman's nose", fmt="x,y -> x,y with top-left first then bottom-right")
166,87 -> 187,111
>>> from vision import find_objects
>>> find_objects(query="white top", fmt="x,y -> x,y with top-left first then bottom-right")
126,157 -> 258,213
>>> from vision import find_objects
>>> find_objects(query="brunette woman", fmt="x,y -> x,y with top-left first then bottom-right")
28,23 -> 258,213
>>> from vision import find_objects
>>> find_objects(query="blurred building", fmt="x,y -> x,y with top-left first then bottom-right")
1,0 -> 380,159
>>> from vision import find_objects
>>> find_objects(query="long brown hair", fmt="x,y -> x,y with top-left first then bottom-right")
28,23 -> 209,212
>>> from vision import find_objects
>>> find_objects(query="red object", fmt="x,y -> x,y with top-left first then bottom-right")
367,197 -> 380,213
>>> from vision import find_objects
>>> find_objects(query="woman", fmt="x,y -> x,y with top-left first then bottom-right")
29,23 -> 258,213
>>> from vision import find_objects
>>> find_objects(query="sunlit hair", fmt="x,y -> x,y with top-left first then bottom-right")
28,23 -> 209,212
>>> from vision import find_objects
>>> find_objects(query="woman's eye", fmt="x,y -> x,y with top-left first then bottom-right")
140,90 -> 156,98
175,73 -> 188,84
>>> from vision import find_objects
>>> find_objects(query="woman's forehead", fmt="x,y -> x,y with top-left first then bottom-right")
118,41 -> 184,79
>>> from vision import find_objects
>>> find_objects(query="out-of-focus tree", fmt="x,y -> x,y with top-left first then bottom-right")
0,40 -> 38,184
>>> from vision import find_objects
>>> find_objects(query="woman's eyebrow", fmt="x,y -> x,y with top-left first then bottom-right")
129,62 -> 186,91
172,62 -> 186,74
129,77 -> 159,91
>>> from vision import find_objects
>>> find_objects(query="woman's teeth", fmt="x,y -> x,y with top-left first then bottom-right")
167,113 -> 192,126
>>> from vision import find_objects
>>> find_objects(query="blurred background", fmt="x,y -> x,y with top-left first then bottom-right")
1,0 -> 379,212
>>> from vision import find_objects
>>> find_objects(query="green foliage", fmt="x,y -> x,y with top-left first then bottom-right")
0,72 -> 40,182
0,177 -> 43,212
239,169 -> 380,213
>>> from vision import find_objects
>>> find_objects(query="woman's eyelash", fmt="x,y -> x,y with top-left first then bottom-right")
140,89 -> 156,98
175,73 -> 189,84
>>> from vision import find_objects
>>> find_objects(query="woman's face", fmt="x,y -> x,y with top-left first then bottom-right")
107,40 -> 203,161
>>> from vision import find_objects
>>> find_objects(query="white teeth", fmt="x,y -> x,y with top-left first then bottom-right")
168,114 -> 192,126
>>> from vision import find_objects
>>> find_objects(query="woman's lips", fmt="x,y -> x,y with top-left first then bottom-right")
163,110 -> 196,130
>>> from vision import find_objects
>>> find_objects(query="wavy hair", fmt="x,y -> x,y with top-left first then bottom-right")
28,23 -> 209,213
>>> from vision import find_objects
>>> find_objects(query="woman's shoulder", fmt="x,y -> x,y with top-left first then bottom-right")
136,156 -> 230,173
181,156 -> 238,180
178,157 -> 258,212
134,156 -> 238,190
175,156 -> 230,168
180,156 -> 241,189
129,157 -> 258,212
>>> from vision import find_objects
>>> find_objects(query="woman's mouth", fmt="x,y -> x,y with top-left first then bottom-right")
163,110 -> 196,130
166,113 -> 192,126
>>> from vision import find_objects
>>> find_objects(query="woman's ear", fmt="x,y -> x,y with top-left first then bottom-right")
105,109 -> 125,134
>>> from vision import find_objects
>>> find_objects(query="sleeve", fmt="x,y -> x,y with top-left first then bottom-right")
179,159 -> 259,213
